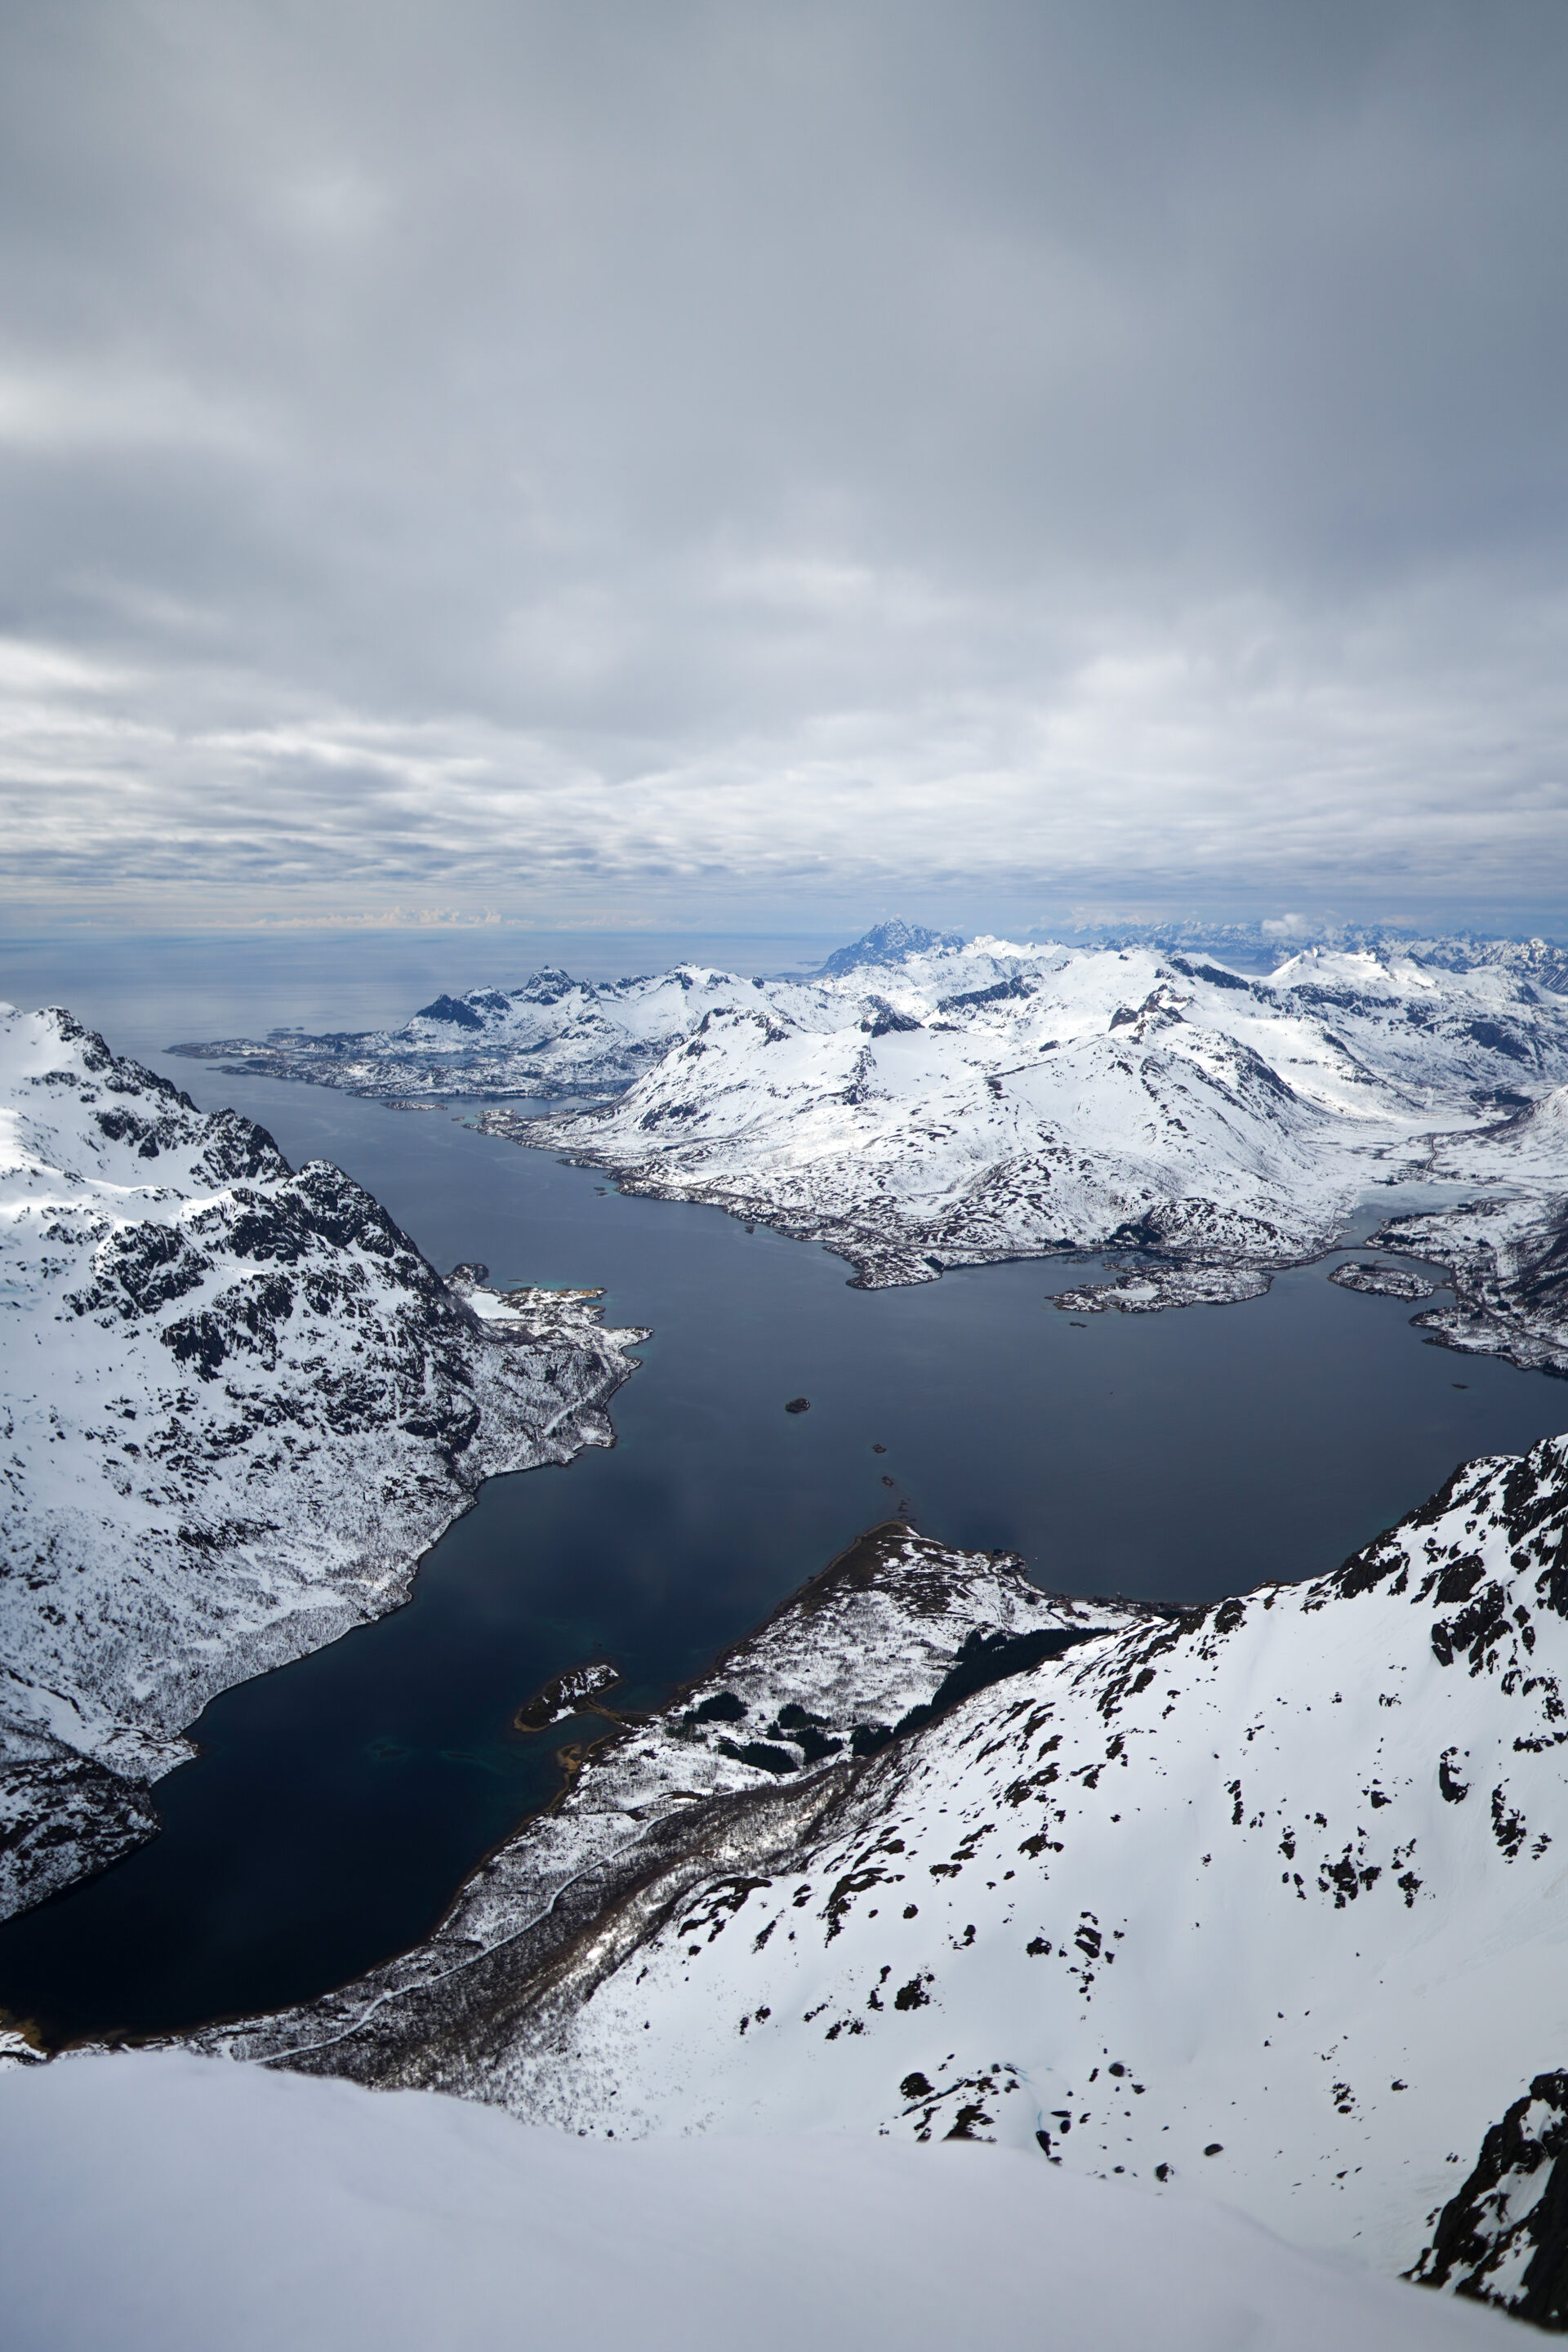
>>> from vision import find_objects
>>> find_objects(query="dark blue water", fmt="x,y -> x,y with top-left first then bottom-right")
1,991 -> 1564,2046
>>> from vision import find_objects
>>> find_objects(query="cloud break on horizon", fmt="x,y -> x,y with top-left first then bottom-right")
2,1 -> 1566,940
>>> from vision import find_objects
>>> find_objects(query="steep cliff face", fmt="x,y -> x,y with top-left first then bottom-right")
1412,2073 -> 1568,2325
0,1006 -> 643,1920
196,1435 -> 1568,2299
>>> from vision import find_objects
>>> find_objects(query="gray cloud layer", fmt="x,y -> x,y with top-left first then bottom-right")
2,1 -> 1566,932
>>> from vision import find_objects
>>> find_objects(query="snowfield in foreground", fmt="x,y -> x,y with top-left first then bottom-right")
0,2051 -> 1512,2352
174,924 -> 1568,1367
0,1006 -> 644,1920
192,1446 -> 1568,2319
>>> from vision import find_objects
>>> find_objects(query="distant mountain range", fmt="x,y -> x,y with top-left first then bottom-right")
174,920 -> 1568,1365
1074,920 -> 1568,991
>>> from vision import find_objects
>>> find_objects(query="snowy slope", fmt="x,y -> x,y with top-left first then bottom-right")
1374,1196 -> 1568,1379
199,1437 -> 1568,2305
0,2051 -> 1511,2352
1363,1085 -> 1568,1376
184,1526 -> 1144,2078
172,962 -> 857,1098
502,936 -> 1568,1294
172,929 -> 1568,1303
0,1007 -> 644,1920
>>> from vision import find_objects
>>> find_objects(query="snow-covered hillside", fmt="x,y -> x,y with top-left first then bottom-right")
0,2051 -> 1510,2352
172,925 -> 1568,1310
172,960 -> 840,1098
510,935 -> 1568,1294
194,1437 -> 1568,2314
0,1006 -> 644,1921
186,1526 -> 1145,2078
1368,1086 -> 1568,1376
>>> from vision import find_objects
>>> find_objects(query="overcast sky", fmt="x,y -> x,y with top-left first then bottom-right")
2,0 -> 1566,938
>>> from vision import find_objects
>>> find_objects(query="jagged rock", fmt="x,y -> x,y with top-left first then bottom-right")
1412,2072 -> 1568,2327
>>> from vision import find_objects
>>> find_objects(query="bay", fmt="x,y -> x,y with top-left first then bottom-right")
1,936 -> 1563,2046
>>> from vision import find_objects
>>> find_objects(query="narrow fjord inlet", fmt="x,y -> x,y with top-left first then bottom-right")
2,980 -> 1564,2043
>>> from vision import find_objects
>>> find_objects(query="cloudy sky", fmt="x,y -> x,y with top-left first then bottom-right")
2,0 -> 1566,938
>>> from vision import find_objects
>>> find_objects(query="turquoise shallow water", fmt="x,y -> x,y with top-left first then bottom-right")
2,947 -> 1564,2043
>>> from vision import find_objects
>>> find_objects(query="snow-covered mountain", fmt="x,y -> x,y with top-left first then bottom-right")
813,916 -> 968,975
487,933 -> 1568,1313
0,1006 -> 644,1922
1085,921 -> 1568,999
171,927 -> 1568,1308
189,1432 -> 1568,2317
2,2051 -> 1511,2352
172,962 -> 826,1098
1365,1085 -> 1568,1377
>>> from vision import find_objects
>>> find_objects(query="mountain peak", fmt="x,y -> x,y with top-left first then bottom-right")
815,920 -> 968,977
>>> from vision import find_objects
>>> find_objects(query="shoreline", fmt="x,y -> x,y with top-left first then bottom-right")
55,1529 -> 1138,2065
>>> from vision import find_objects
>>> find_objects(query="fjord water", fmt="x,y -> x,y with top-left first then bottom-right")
2,947 -> 1566,2044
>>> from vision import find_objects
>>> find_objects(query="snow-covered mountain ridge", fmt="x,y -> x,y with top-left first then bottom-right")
171,927 -> 1568,1318
0,1006 -> 644,1922
189,1433 -> 1568,2319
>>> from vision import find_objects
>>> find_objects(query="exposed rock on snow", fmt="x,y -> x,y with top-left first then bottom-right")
172,929 -> 1568,1316
183,1526 -> 1145,2078
196,1438 -> 1568,2296
512,1660 -> 623,1731
1369,1088 -> 1568,1376
1330,1262 -> 1441,1303
172,962 -> 786,1099
1053,1262 -> 1273,1313
0,2051 -> 1512,2352
813,918 -> 969,975
1412,2072 -> 1568,2325
1373,1200 -> 1568,1379
0,1006 -> 644,1922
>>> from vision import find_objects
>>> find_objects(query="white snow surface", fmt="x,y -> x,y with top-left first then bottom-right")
173,932 -> 1568,1292
0,1004 -> 644,1918
501,1440 -> 1568,2279
0,2050 -> 1512,2352
201,1443 -> 1568,2291
1429,1082 -> 1568,1184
